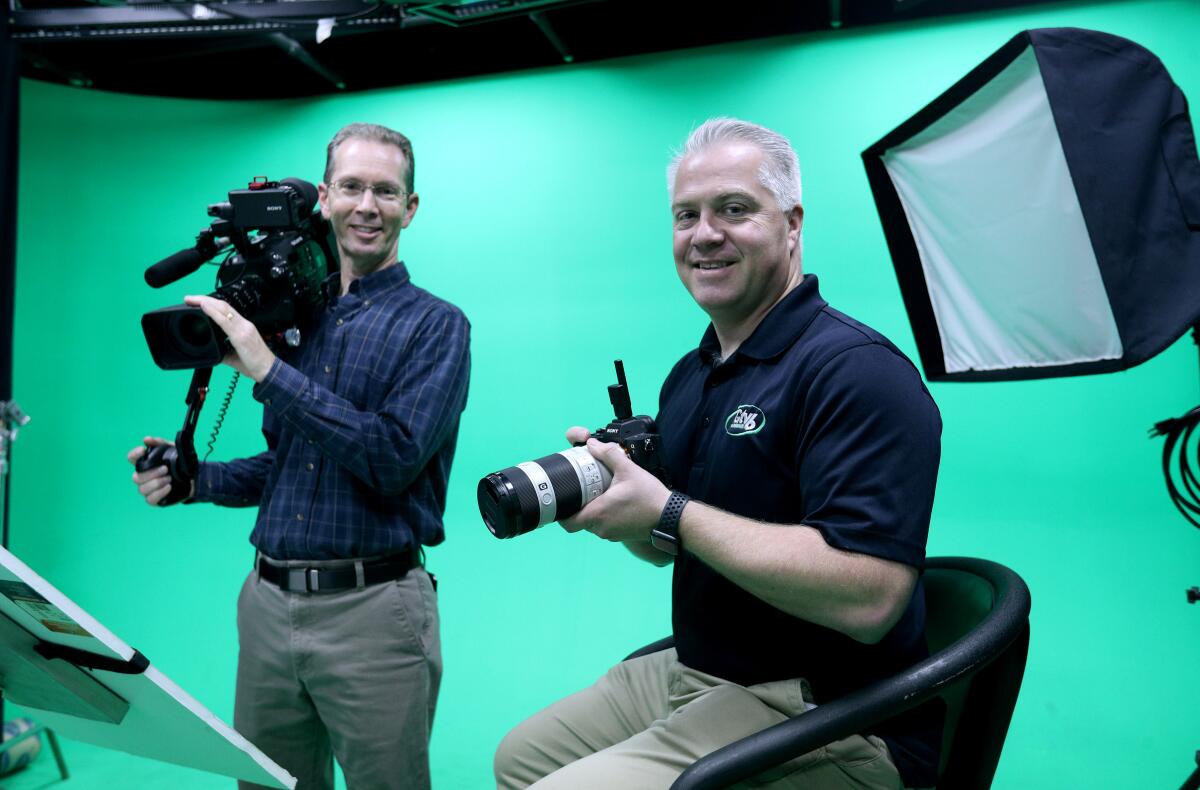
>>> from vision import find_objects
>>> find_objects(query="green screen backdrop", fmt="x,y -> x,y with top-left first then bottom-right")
8,1 -> 1200,787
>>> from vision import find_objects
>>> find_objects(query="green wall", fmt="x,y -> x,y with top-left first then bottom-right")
8,0 -> 1200,787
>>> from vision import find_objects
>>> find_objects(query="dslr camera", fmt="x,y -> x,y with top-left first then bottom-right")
140,176 -> 337,370
478,361 -> 669,539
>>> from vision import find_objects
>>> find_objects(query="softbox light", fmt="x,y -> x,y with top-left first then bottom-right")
862,27 -> 1200,382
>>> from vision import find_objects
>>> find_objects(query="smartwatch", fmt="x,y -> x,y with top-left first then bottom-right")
651,491 -> 690,556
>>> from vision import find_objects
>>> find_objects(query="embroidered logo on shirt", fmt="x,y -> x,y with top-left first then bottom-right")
725,405 -> 766,436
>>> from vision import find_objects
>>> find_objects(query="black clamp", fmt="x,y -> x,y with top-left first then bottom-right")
33,642 -> 150,675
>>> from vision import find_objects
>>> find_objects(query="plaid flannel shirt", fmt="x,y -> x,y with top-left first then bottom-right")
193,262 -> 471,560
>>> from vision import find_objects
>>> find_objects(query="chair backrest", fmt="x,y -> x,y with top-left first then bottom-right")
923,559 -> 1031,789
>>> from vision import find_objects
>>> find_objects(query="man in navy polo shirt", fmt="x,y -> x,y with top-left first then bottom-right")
495,118 -> 941,789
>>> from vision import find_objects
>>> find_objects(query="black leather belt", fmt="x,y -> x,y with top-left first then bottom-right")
257,552 -> 418,593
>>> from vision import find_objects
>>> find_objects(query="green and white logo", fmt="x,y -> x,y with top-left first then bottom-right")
725,405 -> 766,436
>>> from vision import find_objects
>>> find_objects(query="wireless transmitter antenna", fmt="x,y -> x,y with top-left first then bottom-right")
608,360 -> 632,420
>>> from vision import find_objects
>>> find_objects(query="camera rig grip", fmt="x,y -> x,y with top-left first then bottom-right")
135,367 -> 212,506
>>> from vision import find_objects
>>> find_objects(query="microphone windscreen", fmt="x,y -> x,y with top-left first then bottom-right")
145,247 -> 206,288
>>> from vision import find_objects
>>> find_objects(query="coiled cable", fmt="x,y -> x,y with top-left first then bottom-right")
1151,405 -> 1200,530
204,371 -> 240,462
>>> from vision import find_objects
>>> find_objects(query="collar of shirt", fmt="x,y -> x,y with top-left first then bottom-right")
697,273 -> 828,366
324,260 -> 412,304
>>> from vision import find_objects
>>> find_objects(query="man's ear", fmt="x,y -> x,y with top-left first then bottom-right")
317,182 -> 332,219
787,204 -> 804,254
401,192 -> 420,230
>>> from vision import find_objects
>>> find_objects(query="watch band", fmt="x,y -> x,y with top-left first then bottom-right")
651,491 -> 690,556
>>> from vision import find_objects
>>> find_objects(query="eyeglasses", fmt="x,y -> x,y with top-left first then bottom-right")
330,179 -> 406,204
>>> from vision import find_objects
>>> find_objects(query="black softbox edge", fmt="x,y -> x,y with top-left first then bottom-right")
1029,28 -> 1200,378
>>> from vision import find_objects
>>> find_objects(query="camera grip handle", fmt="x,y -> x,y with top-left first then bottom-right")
135,443 -> 195,506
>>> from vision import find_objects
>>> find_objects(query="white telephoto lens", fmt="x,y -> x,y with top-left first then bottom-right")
559,445 -> 614,509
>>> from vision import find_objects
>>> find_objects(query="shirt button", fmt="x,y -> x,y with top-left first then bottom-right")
307,439 -> 314,445
702,416 -> 711,427
306,463 -> 314,471
296,514 -> 305,521
336,318 -> 344,326
264,398 -> 272,405
324,365 -> 332,374
364,299 -> 372,307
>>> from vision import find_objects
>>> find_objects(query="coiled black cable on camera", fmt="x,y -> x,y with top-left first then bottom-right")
1151,405 -> 1200,530
204,371 -> 240,462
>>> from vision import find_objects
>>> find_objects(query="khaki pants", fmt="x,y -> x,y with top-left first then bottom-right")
234,561 -> 442,790
494,648 -> 903,790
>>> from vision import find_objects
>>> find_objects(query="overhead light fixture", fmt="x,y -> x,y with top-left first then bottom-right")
406,0 -> 599,26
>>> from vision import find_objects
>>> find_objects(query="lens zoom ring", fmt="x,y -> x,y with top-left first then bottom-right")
540,452 -> 584,519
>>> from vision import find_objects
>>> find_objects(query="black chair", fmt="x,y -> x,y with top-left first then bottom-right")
625,556 -> 1031,790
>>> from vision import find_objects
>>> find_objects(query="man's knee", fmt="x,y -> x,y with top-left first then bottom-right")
493,721 -> 536,790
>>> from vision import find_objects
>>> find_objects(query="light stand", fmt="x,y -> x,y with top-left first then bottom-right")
0,399 -> 34,772
0,400 -> 29,551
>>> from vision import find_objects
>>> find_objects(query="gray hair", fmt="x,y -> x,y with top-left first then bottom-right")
324,122 -> 414,194
667,118 -> 802,213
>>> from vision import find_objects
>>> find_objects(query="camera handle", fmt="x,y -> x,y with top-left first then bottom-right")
135,367 -> 212,506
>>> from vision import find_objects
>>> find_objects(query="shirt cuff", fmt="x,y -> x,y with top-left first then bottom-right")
190,462 -> 214,504
252,358 -> 306,415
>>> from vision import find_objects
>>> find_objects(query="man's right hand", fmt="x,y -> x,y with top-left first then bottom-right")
127,436 -> 194,506
560,425 -> 674,566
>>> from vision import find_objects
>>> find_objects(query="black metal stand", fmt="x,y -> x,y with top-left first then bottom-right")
0,400 -> 29,738
0,400 -> 27,550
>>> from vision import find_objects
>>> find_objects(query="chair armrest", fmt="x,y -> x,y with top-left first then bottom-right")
670,557 -> 1031,790
624,635 -> 676,662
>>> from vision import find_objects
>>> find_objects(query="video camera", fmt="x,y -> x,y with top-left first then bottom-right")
140,176 -> 337,370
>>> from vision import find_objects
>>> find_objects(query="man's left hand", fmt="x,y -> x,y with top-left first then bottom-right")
560,438 -> 670,542
185,295 -> 276,382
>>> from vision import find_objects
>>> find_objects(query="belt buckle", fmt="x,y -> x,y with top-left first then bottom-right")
284,567 -> 320,593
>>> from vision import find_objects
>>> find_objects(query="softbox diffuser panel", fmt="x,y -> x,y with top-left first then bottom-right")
863,28 -> 1200,382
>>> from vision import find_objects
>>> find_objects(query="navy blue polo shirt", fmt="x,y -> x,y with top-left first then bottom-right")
657,274 -> 942,787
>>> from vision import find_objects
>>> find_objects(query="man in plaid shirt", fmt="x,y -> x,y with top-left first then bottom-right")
129,123 -> 470,790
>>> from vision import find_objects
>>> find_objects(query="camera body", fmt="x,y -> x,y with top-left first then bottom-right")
591,413 -> 668,485
477,361 -> 669,539
141,177 -> 337,370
